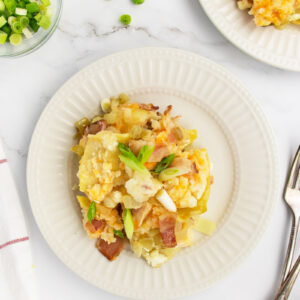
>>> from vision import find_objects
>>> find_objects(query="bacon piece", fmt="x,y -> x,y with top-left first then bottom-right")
92,219 -> 106,231
84,119 -> 107,136
96,236 -> 125,261
85,219 -> 106,233
210,176 -> 214,185
159,215 -> 177,248
138,103 -> 159,111
148,143 -> 171,163
128,139 -> 148,156
191,162 -> 198,174
132,202 -> 152,227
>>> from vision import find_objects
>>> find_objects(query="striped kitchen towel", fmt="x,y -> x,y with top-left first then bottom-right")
0,139 -> 38,300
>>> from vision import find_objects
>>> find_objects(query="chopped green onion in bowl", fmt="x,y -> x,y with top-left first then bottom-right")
0,0 -> 53,47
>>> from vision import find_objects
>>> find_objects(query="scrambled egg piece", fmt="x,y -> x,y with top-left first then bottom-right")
238,0 -> 300,27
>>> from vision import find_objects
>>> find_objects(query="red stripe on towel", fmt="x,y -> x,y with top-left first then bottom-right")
0,159 -> 7,164
0,237 -> 29,250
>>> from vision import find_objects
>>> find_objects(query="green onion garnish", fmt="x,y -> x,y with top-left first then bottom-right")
118,143 -> 150,175
120,14 -> 131,25
123,209 -> 134,239
137,145 -> 154,164
87,201 -> 96,223
113,229 -> 125,239
154,154 -> 176,173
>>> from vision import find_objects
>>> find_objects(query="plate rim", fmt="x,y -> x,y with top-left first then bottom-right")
26,47 -> 280,299
199,0 -> 300,72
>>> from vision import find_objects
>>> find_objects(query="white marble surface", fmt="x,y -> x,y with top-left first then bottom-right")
0,0 -> 299,299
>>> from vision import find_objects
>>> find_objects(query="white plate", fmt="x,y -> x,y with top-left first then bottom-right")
199,0 -> 300,71
27,47 -> 279,299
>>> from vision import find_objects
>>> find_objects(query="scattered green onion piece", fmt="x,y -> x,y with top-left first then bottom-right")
120,14 -> 131,25
113,229 -> 125,239
87,201 -> 96,223
9,33 -> 22,45
19,16 -> 29,28
26,2 -> 40,13
38,15 -> 50,30
0,15 -> 6,28
0,30 -> 7,44
132,0 -> 144,4
0,1 -> 5,12
29,18 -> 39,32
154,154 -> 176,174
123,209 -> 134,239
137,145 -> 154,164
15,7 -> 27,16
11,21 -> 22,33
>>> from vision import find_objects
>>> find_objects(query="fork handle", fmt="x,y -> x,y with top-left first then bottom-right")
280,214 -> 299,283
274,255 -> 300,300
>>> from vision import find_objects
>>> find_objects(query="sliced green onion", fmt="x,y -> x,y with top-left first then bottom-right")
113,229 -> 125,239
158,167 -> 190,181
8,16 -> 16,25
29,18 -> 39,32
38,15 -> 51,30
34,13 -> 42,22
0,16 -> 7,28
123,209 -> 134,239
137,145 -> 154,164
26,2 -> 40,13
19,16 -> 29,28
22,27 -> 32,39
15,8 -> 27,16
9,33 -> 22,45
41,0 -> 51,7
118,143 -> 150,174
87,201 -> 96,223
120,14 -> 131,25
4,0 -> 16,15
0,1 -> 5,12
132,0 -> 144,4
0,30 -> 7,44
11,21 -> 22,33
1,24 -> 11,36
119,154 -> 149,175
154,153 -> 175,174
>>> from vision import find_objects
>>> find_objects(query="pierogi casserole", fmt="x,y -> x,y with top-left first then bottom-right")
237,0 -> 300,28
71,94 -> 215,267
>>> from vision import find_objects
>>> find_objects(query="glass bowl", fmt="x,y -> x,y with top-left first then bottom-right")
0,0 -> 62,58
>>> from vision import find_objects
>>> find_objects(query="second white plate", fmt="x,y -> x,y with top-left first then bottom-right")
27,47 -> 279,299
200,0 -> 300,71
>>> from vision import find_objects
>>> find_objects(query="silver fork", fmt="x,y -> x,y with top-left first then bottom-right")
274,146 -> 300,300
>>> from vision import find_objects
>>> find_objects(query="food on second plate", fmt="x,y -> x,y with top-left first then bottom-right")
237,0 -> 300,28
71,94 -> 215,267
0,0 -> 52,46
